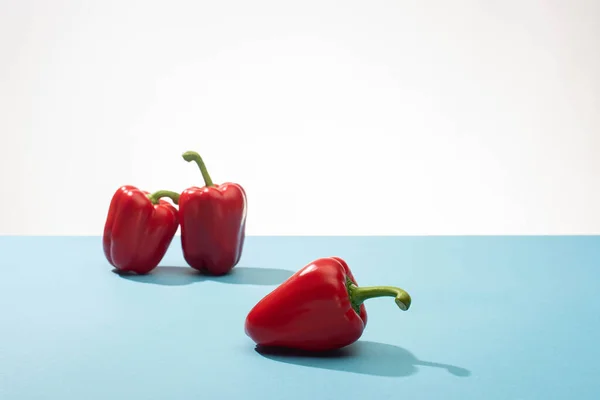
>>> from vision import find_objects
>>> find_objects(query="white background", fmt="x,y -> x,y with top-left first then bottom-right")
1,0 -> 598,235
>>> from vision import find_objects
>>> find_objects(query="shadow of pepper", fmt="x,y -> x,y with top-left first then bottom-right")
113,266 -> 294,286
255,340 -> 471,378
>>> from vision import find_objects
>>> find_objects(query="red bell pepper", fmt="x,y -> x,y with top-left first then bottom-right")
103,185 -> 180,274
178,150 -> 247,276
244,256 -> 411,352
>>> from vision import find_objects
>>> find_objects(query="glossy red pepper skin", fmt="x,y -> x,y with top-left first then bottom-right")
103,185 -> 179,275
245,257 -> 411,352
178,151 -> 247,276
179,183 -> 247,275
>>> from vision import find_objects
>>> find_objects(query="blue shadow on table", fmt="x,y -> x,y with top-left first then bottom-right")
113,266 -> 294,286
255,340 -> 471,378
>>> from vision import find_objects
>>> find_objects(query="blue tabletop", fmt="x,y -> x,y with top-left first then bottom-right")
1,236 -> 598,400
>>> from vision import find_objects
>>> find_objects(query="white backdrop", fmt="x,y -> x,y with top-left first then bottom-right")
1,0 -> 599,235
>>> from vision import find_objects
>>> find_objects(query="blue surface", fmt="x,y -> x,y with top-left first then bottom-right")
1,236 -> 599,400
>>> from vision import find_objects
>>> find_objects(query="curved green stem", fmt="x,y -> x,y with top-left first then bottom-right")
182,151 -> 213,187
147,190 -> 180,205
347,278 -> 411,312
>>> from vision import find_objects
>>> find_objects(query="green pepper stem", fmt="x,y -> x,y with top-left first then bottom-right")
147,190 -> 180,205
347,281 -> 412,311
182,151 -> 213,187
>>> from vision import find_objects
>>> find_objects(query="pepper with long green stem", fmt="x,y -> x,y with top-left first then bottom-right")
103,185 -> 180,274
245,256 -> 412,352
179,150 -> 247,275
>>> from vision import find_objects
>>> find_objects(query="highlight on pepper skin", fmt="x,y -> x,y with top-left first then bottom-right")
102,185 -> 180,275
178,150 -> 248,276
244,256 -> 412,352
